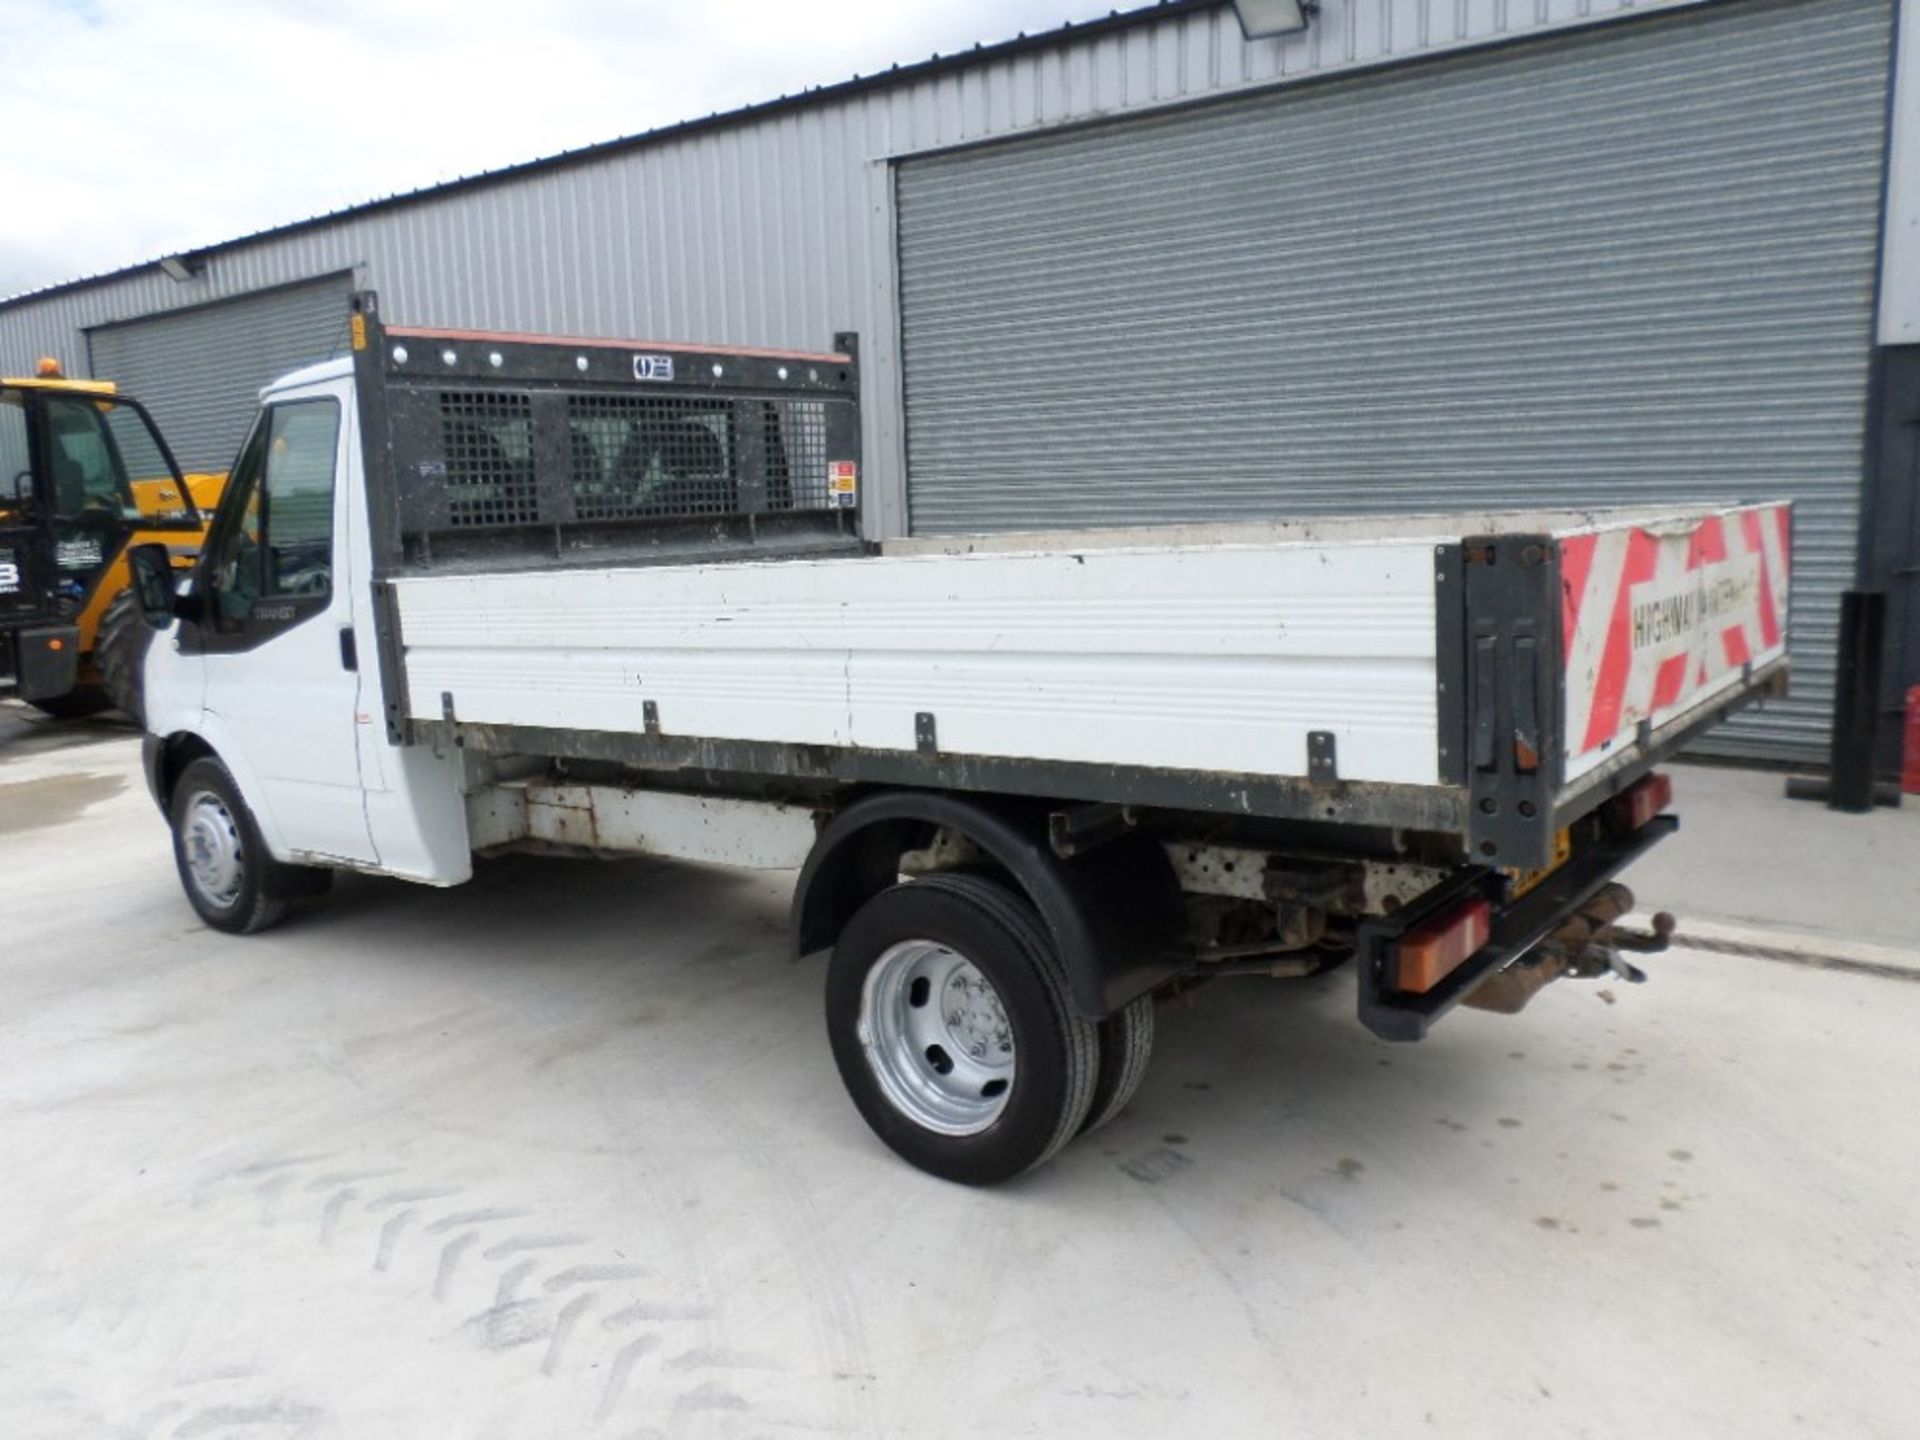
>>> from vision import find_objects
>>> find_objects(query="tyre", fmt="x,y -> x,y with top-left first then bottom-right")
1080,993 -> 1155,1135
825,873 -> 1098,1185
97,587 -> 154,725
169,757 -> 325,934
26,686 -> 112,719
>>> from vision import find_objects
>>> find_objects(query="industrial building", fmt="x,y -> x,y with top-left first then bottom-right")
2,0 -> 1913,765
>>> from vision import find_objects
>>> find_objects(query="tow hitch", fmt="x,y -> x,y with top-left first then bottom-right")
1462,885 -> 1675,1014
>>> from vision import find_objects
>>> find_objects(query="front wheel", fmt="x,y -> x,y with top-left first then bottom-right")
825,873 -> 1098,1185
169,757 -> 326,934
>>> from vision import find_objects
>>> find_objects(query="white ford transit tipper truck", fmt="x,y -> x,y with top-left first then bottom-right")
125,294 -> 1792,1183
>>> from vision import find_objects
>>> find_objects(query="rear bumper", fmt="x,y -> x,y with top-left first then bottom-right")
1356,814 -> 1678,1041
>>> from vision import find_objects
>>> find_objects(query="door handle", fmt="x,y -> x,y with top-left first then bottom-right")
339,627 -> 358,672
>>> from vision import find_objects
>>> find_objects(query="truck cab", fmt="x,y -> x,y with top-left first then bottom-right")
143,358 -> 466,899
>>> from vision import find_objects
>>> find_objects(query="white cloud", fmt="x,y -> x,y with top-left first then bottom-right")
0,0 -> 1123,298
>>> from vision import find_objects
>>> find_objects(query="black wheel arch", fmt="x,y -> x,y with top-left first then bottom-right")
792,789 -> 1186,1022
143,730 -> 218,815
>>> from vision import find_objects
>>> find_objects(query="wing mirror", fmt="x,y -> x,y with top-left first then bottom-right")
125,541 -> 183,629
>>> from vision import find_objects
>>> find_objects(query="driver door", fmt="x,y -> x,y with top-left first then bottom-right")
37,392 -> 141,614
193,392 -> 377,866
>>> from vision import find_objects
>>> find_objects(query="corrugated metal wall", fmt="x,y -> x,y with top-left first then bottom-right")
0,0 -> 1706,540
87,276 -> 354,472
896,0 -> 1891,762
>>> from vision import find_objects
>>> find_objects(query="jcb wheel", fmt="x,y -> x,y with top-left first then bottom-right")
97,587 -> 153,725
26,687 -> 112,719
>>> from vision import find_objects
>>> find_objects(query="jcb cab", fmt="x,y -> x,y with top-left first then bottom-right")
1,363 -> 221,721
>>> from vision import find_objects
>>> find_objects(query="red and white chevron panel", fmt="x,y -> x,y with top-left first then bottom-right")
1559,503 -> 1791,781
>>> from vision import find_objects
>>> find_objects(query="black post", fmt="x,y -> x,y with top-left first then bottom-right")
1828,589 -> 1887,813
1784,588 -> 1899,810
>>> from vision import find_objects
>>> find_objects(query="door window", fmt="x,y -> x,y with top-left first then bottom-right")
41,395 -> 139,520
261,403 -> 339,598
204,399 -> 340,632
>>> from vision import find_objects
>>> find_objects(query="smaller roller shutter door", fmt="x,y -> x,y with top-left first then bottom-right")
87,276 -> 353,472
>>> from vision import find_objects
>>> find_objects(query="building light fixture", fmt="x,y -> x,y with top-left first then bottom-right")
157,255 -> 202,283
1231,0 -> 1318,39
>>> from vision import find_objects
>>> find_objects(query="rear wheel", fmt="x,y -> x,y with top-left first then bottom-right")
97,587 -> 153,724
826,873 -> 1098,1184
1081,994 -> 1155,1135
169,757 -> 326,934
26,686 -> 112,719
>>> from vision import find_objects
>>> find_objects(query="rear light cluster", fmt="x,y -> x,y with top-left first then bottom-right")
1396,897 -> 1492,994
1607,771 -> 1673,831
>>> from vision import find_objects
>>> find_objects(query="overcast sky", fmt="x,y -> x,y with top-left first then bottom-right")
0,0 -> 1122,301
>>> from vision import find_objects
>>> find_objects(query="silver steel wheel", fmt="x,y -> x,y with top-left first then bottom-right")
857,938 -> 1016,1136
182,790 -> 245,910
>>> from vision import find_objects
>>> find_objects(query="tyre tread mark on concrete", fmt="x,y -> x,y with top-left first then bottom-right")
184,1157 -> 732,1427
603,1300 -> 713,1330
542,1293 -> 596,1377
434,1231 -> 479,1301
542,1263 -> 650,1292
484,1233 -> 587,1260
365,1186 -> 464,1212
303,1167 -> 404,1192
253,1175 -> 289,1228
425,1206 -> 533,1235
672,1379 -> 751,1414
663,1345 -> 783,1373
171,1400 -> 326,1436
596,1336 -> 661,1423
375,1209 -> 417,1272
495,1257 -> 538,1307
318,1188 -> 358,1248
234,1154 -> 331,1178
463,1299 -> 549,1352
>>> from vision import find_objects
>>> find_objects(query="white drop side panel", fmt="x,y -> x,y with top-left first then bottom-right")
392,543 -> 1442,787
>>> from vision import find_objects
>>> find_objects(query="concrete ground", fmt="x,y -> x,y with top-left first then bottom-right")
2,705 -> 1917,1439
1631,760 -> 1920,954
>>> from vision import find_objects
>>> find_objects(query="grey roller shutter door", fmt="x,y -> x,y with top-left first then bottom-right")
896,0 -> 1891,763
87,275 -> 354,473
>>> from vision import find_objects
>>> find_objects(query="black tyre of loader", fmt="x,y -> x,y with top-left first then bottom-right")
26,686 -> 113,719
97,587 -> 153,725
